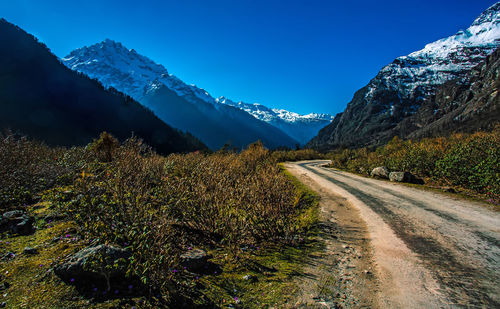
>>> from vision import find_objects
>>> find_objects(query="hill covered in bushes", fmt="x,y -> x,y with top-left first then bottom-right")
0,19 -> 205,155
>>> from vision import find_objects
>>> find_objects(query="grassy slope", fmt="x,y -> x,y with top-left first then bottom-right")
196,168 -> 320,307
0,169 -> 321,308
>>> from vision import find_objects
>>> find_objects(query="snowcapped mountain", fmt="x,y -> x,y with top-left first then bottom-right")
0,19 -> 205,154
308,2 -> 500,150
62,40 -> 299,150
216,97 -> 333,144
365,1 -> 500,104
62,39 -> 215,106
62,39 -> 332,147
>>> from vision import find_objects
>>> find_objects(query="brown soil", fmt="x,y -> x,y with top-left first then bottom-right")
285,160 -> 500,308
286,163 -> 379,308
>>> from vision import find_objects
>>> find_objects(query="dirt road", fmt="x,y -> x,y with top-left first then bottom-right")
285,160 -> 500,308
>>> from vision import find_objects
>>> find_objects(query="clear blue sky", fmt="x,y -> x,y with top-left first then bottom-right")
1,0 -> 497,115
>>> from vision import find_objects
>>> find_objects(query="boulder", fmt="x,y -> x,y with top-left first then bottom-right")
389,171 -> 413,183
12,216 -> 35,235
3,210 -> 24,219
389,171 -> 424,184
1,252 -> 16,261
23,247 -> 38,255
180,248 -> 209,272
0,210 -> 35,235
370,166 -> 390,179
54,245 -> 131,283
242,274 -> 257,282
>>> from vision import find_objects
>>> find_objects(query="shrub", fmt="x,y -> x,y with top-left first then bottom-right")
0,132 -> 88,211
436,131 -> 500,195
326,129 -> 500,201
48,135 -> 314,297
272,148 -> 324,162
88,131 -> 119,162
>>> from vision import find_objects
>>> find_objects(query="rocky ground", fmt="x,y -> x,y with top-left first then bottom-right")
287,164 -> 379,308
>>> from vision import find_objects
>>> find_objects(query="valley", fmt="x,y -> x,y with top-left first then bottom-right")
0,1 -> 499,308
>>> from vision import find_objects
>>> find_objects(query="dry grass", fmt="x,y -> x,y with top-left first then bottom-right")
6,135 -> 318,303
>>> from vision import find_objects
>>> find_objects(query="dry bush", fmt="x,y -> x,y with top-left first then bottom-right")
53,136 -> 180,290
0,132 -> 88,211
50,136 -> 310,295
272,148 -> 325,162
88,131 -> 119,162
163,141 -> 300,246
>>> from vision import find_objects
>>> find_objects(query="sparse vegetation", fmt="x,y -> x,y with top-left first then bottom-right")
326,128 -> 500,203
272,148 -> 325,162
0,133 -> 319,307
0,131 -> 89,211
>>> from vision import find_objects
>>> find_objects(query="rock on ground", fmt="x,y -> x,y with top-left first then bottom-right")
389,172 -> 413,183
180,248 -> 209,272
0,210 -> 35,235
54,244 -> 131,283
370,167 -> 390,179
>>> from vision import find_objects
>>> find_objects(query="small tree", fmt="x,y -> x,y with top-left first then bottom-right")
89,132 -> 119,162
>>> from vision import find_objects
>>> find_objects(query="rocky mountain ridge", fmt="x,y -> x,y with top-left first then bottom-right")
308,2 -> 500,150
396,47 -> 500,139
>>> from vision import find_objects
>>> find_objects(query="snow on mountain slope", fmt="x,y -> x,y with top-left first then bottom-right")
366,2 -> 500,106
62,40 -> 303,149
308,2 -> 500,150
62,39 -> 215,106
62,40 -> 331,145
216,97 -> 333,144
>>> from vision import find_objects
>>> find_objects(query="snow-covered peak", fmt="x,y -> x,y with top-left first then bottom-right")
364,2 -> 500,109
63,39 -> 333,128
407,2 -> 500,61
62,40 -> 216,105
215,96 -> 334,144
472,2 -> 500,26
215,96 -> 333,124
272,109 -> 334,122
63,40 -> 333,144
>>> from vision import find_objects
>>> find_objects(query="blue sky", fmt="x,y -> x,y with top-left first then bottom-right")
0,0 -> 497,115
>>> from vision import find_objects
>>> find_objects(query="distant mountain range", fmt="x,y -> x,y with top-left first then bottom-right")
0,19 -> 205,154
62,40 -> 332,148
308,2 -> 500,150
215,97 -> 333,144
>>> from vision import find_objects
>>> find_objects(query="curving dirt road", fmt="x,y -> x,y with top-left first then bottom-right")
285,160 -> 500,308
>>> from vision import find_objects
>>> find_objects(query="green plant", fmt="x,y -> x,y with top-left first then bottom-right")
326,129 -> 500,201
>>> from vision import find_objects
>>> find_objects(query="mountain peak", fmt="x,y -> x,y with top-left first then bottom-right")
472,2 -> 500,26
63,40 -> 332,145
309,2 -> 500,150
101,38 -> 122,46
62,40 -> 176,101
